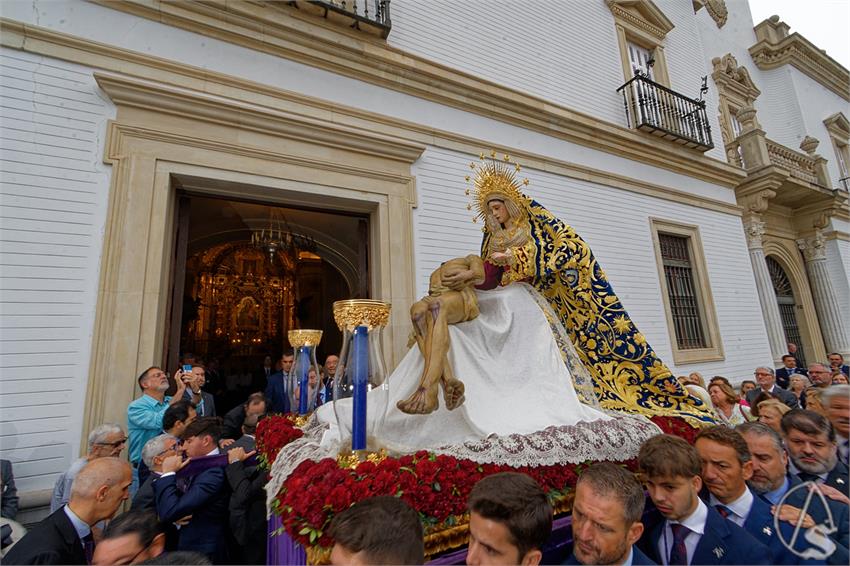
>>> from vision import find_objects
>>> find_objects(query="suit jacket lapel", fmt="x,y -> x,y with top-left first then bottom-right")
53,509 -> 86,563
693,509 -> 731,564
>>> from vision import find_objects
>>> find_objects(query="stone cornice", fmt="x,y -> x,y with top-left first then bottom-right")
44,1 -> 741,188
749,19 -> 850,102
605,0 -> 674,40
0,17 -> 745,216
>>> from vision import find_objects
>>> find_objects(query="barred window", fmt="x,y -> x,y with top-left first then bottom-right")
659,233 -> 707,349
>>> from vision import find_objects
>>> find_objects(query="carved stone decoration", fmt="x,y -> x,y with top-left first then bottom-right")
796,231 -> 827,262
742,189 -> 776,215
799,135 -> 820,155
711,54 -> 760,102
743,220 -> 765,249
704,0 -> 728,28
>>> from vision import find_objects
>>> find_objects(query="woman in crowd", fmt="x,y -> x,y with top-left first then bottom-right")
738,380 -> 756,405
708,381 -> 752,426
788,374 -> 810,404
803,386 -> 827,415
832,371 -> 848,385
755,398 -> 790,433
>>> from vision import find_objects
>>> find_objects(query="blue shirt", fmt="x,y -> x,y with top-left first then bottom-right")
127,394 -> 172,464
762,476 -> 790,506
62,505 -> 90,541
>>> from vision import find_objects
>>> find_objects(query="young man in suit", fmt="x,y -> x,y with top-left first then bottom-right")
564,462 -> 655,565
636,434 -> 770,565
5,457 -> 131,565
738,422 -> 849,566
329,496 -> 424,565
264,353 -> 294,414
154,417 -> 229,563
781,409 -> 850,495
91,509 -> 166,565
776,355 -> 808,389
465,472 -> 552,566
695,426 -> 822,564
226,445 -> 265,565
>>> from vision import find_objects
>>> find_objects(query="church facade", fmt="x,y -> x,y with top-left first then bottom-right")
1,0 -> 847,520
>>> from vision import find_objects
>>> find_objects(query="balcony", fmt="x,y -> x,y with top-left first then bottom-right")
617,73 -> 714,151
287,0 -> 392,38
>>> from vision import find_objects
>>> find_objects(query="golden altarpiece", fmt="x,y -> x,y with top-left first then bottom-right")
183,243 -> 299,358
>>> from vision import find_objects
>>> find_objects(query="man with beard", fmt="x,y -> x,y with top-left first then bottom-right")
781,410 -> 849,495
738,422 -> 849,566
636,434 -> 769,565
564,462 -> 654,565
822,385 -> 849,467
127,367 -> 189,494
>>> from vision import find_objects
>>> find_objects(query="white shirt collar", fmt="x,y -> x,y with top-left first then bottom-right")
621,546 -> 634,566
671,497 -> 708,535
709,488 -> 753,525
205,447 -> 220,456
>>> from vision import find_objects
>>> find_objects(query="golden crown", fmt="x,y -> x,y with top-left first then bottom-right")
465,151 -> 530,223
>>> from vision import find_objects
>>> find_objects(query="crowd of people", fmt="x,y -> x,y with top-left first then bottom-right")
0,348 -> 848,565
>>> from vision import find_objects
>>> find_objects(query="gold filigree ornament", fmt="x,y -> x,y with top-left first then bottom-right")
332,299 -> 391,332
287,329 -> 323,348
466,152 -> 531,228
335,448 -> 388,469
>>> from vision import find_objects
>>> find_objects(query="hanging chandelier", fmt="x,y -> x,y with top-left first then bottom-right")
251,210 -> 317,262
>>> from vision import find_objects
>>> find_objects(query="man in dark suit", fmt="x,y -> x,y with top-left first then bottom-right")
132,434 -> 179,511
154,417 -> 229,563
739,422 -> 849,565
264,352 -> 293,414
695,426 -> 823,564
776,355 -> 808,389
827,353 -> 850,378
747,367 -> 799,409
221,393 -> 266,441
5,458 -> 131,565
563,462 -> 655,565
636,434 -> 770,565
225,445 -> 265,565
91,509 -> 166,565
225,413 -> 260,454
782,409 -> 850,495
1,459 -> 18,520
183,366 -> 216,417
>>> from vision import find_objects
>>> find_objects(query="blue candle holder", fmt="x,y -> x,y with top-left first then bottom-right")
332,299 -> 391,454
287,330 -> 322,415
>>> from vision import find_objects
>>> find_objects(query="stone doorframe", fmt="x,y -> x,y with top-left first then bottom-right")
83,72 -> 425,441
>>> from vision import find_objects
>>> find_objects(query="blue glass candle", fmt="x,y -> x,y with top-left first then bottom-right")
352,325 -> 369,450
297,345 -> 310,415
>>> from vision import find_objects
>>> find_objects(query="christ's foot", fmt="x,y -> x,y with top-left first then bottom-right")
442,377 -> 465,410
397,386 -> 439,415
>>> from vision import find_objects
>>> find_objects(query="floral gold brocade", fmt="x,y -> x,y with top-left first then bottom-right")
332,299 -> 391,331
288,329 -> 323,348
472,157 -> 715,427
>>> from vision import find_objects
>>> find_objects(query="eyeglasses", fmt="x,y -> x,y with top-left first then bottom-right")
96,438 -> 127,447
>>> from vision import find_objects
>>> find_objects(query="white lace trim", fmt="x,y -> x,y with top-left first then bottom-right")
266,413 -> 661,512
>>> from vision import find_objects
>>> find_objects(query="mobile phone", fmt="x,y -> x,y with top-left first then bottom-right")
182,364 -> 193,373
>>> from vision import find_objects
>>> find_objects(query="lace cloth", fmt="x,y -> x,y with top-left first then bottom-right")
265,412 -> 660,511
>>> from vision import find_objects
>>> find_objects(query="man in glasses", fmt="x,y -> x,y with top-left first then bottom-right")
131,435 -> 180,511
93,509 -> 166,565
51,423 -> 127,513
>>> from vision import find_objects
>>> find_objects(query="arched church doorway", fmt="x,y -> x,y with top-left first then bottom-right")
766,256 -> 807,367
167,194 -> 368,412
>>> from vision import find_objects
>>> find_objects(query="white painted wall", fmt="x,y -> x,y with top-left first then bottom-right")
0,48 -> 115,494
390,0 -> 725,160
412,146 -> 773,383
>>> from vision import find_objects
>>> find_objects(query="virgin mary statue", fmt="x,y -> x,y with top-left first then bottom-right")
316,155 -> 711,459
456,155 -> 714,426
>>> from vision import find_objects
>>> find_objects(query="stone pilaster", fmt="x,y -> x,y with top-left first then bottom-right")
797,231 -> 850,355
744,218 -> 787,362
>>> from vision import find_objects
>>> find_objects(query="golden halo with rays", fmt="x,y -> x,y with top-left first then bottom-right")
464,151 -> 531,224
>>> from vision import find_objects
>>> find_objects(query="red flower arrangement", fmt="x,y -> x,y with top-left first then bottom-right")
255,413 -> 303,469
260,414 -> 698,548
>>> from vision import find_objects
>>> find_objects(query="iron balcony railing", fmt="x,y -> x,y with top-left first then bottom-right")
290,0 -> 392,38
617,72 -> 714,151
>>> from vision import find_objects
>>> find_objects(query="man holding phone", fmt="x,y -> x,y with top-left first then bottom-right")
184,365 -> 216,417
127,367 -> 194,495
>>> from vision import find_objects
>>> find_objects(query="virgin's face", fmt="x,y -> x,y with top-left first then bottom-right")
488,200 -> 509,225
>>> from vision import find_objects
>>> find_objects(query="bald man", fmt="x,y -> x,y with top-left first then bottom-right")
5,457 -> 131,564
